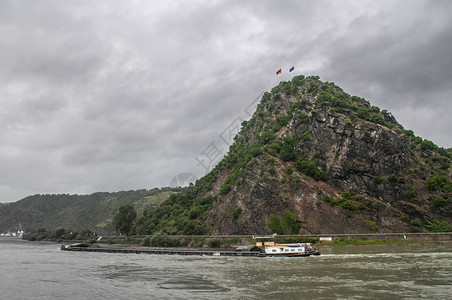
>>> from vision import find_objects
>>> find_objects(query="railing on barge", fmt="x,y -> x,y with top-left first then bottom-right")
61,245 -> 262,257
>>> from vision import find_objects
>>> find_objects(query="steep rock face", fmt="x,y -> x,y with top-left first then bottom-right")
202,76 -> 451,234
206,157 -> 376,234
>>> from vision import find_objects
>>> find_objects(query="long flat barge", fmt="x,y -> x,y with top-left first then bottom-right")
61,244 -> 262,257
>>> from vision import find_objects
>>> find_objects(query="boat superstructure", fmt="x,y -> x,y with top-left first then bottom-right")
254,236 -> 320,257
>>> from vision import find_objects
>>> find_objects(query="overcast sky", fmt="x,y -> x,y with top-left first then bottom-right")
1,0 -> 451,202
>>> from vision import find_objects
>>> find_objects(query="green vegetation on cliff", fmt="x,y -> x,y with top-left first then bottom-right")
267,209 -> 302,234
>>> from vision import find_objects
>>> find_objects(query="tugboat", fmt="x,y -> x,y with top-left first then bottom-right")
254,236 -> 320,257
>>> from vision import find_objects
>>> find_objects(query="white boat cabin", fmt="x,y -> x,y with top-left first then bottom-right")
264,243 -> 307,254
254,236 -> 312,254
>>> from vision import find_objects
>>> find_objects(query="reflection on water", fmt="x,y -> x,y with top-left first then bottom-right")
0,238 -> 451,299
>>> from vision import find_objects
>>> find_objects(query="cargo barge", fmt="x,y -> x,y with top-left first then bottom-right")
60,244 -> 262,256
61,236 -> 320,257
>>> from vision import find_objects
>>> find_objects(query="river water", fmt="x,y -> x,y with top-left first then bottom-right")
0,238 -> 451,299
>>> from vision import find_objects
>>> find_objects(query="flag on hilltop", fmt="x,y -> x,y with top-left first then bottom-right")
289,66 -> 294,72
276,69 -> 282,75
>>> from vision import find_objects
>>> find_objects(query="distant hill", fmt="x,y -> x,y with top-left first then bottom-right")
0,188 -> 181,234
133,75 -> 451,235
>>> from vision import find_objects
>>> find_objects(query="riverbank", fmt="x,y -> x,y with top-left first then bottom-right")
20,231 -> 452,249
49,232 -> 452,249
318,237 -> 452,247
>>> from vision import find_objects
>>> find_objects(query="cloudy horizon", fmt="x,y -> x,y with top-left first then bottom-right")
1,0 -> 451,203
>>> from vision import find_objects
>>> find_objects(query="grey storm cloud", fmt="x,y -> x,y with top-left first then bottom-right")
0,0 -> 451,202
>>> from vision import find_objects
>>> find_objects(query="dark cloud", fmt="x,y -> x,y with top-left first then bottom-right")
0,0 -> 450,202
320,0 -> 452,146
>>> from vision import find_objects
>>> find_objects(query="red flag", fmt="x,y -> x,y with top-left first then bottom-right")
276,69 -> 282,75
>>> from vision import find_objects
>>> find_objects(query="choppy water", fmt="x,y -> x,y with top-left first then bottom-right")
0,238 -> 451,299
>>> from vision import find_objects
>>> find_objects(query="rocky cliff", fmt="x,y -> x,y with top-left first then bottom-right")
138,75 -> 451,235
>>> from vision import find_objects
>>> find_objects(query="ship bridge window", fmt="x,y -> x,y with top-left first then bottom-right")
291,249 -> 295,252
272,249 -> 276,253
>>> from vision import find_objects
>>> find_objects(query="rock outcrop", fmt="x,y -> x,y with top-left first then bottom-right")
137,75 -> 451,235
202,76 -> 451,234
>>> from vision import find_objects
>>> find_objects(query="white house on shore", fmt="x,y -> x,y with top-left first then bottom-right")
0,230 -> 24,237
